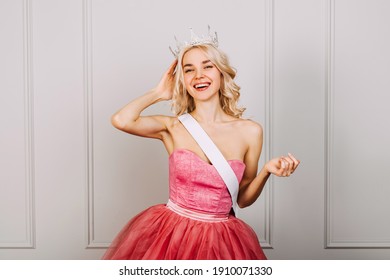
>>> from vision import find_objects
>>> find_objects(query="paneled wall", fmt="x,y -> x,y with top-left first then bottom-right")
0,0 -> 34,249
0,0 -> 389,259
326,0 -> 390,248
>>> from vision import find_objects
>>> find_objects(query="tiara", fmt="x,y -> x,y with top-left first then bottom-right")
169,25 -> 219,58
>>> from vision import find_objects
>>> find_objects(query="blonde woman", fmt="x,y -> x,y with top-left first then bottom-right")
103,28 -> 300,260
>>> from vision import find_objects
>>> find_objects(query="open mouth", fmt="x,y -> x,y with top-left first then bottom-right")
193,83 -> 211,91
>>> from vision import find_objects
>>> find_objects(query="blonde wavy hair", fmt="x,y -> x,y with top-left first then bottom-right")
171,44 -> 245,118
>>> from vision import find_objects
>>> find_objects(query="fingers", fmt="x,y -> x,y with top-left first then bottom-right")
163,60 -> 178,82
167,59 -> 178,75
281,157 -> 292,176
162,60 -> 178,80
288,152 -> 300,170
277,153 -> 300,177
279,157 -> 291,177
155,60 -> 178,100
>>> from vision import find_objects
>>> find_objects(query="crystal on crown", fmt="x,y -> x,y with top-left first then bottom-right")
169,25 -> 219,58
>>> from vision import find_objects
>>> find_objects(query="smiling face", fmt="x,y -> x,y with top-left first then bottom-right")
182,47 -> 222,103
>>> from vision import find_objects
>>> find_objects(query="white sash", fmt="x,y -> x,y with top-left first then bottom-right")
178,113 -> 239,214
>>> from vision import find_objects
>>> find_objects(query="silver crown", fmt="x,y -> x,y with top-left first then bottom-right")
169,25 -> 219,58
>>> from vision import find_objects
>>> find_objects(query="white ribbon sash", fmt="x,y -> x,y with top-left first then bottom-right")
178,113 -> 239,214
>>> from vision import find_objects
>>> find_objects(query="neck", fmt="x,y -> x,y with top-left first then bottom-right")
190,99 -> 225,124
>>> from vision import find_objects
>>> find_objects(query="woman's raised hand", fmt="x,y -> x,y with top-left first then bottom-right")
153,60 -> 178,101
265,153 -> 300,177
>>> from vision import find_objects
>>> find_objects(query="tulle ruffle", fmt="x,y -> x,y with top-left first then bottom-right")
102,204 -> 267,260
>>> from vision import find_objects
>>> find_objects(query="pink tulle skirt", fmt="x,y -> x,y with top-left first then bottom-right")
102,204 -> 267,260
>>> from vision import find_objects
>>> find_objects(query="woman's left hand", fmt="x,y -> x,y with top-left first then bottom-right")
265,153 -> 300,177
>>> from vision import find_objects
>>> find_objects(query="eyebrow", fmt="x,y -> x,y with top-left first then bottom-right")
183,60 -> 211,68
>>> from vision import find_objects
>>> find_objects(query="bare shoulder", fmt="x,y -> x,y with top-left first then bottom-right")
232,118 -> 263,168
232,118 -> 263,140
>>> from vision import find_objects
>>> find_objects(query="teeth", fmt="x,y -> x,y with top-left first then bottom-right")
195,83 -> 209,88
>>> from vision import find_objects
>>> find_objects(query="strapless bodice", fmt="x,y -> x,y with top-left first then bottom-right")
103,148 -> 268,260
168,149 -> 246,215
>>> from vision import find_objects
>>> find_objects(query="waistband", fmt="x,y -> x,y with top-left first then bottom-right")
166,199 -> 229,222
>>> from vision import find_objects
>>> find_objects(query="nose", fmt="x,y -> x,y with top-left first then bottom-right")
195,68 -> 204,79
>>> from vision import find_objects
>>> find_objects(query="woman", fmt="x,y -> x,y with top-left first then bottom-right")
103,28 -> 300,260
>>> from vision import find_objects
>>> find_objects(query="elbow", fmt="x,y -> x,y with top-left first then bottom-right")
237,199 -> 252,209
237,201 -> 246,209
111,114 -> 126,130
237,187 -> 253,209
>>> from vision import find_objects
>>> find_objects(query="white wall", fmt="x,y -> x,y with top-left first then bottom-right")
1,0 -> 389,259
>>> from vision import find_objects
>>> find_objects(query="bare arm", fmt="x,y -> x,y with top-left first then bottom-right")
237,122 -> 267,208
111,60 -> 177,139
237,122 -> 300,208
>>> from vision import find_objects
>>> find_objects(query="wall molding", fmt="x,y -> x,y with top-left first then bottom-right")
83,0 -> 109,248
23,0 -> 36,249
324,0 -> 390,249
1,0 -> 36,249
261,0 -> 274,249
324,0 -> 335,249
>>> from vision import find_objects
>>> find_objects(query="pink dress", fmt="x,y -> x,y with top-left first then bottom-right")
102,149 -> 267,260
